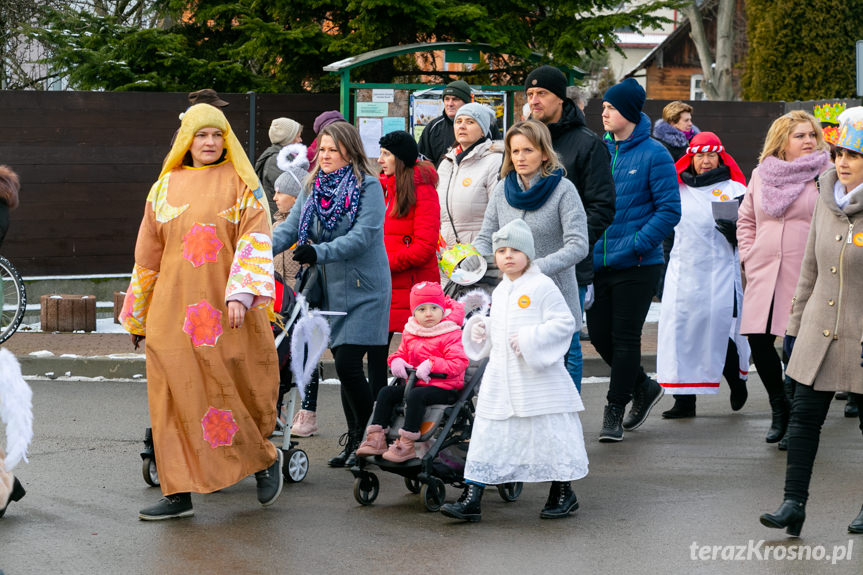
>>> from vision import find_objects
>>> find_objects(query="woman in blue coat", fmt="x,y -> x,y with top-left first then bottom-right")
273,122 -> 391,467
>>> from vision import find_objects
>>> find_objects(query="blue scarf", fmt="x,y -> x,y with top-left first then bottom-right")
503,169 -> 564,211
297,164 -> 361,245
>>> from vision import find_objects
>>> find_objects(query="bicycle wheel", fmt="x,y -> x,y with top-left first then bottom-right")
0,255 -> 26,344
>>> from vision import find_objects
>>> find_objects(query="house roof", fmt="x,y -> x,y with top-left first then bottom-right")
616,32 -> 668,48
622,0 -> 718,78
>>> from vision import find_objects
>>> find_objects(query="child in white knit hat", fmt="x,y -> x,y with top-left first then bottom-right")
441,218 -> 588,523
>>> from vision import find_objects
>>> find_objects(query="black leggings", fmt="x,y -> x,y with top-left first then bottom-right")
784,381 -> 863,503
332,344 -> 389,432
586,265 -> 662,406
370,383 -> 458,433
747,333 -> 784,397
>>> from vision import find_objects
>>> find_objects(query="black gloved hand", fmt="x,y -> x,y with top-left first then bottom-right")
293,244 -> 318,265
715,219 -> 738,248
783,335 -> 796,362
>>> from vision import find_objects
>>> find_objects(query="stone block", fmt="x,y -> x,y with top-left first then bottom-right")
40,294 -> 97,332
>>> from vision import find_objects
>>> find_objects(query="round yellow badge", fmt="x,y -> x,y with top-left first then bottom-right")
462,178 -> 472,187
712,189 -> 721,196
720,194 -> 729,201
853,232 -> 863,247
518,295 -> 530,308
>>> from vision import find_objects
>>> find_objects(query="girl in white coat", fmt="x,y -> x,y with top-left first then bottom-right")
440,218 -> 588,522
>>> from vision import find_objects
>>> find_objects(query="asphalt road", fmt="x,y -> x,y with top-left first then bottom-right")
2,377 -> 861,575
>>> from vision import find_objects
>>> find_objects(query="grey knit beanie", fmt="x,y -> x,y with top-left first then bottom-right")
443,80 -> 472,104
492,218 -> 535,260
269,117 -> 302,146
455,103 -> 495,137
274,143 -> 310,198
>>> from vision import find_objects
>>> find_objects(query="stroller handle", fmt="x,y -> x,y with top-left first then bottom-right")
402,367 -> 446,379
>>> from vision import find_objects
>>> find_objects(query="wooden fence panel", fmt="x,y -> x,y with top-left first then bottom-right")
0,90 -> 337,276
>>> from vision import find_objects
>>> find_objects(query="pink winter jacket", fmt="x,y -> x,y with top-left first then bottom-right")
738,166 -> 819,336
387,300 -> 468,391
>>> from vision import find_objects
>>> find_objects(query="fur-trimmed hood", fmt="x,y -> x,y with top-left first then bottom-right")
653,119 -> 699,148
0,165 -> 20,210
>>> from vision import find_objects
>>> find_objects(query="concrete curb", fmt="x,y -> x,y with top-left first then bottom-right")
17,354 -> 657,381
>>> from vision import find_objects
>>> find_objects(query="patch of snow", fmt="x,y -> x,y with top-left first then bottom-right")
29,350 -> 55,357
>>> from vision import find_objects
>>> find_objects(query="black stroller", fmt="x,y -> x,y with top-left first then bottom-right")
140,266 -> 321,487
349,359 -> 523,511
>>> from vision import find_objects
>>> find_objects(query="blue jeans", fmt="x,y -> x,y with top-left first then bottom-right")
565,285 -> 588,392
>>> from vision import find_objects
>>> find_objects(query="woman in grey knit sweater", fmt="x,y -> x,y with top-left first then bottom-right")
472,121 -> 588,322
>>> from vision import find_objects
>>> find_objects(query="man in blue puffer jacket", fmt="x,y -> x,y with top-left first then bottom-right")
587,78 -> 681,443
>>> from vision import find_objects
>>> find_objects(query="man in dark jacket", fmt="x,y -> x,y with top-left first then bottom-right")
525,65 -> 616,392
590,78 -> 681,443
418,80 -> 472,167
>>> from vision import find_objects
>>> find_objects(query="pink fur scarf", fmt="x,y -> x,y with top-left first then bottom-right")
758,151 -> 830,218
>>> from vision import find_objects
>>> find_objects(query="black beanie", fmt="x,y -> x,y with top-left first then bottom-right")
442,80 -> 472,104
379,130 -> 418,167
602,78 -> 646,125
524,65 -> 567,101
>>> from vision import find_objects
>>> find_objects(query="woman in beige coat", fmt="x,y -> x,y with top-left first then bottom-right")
436,104 -> 503,286
738,111 -> 831,447
759,107 -> 863,538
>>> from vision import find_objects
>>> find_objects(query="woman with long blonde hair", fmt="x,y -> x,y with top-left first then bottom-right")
738,110 -> 831,449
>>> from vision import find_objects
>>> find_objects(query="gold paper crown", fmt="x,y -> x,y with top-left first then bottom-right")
813,102 -> 846,125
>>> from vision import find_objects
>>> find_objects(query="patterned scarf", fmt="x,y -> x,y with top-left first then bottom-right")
297,164 -> 361,245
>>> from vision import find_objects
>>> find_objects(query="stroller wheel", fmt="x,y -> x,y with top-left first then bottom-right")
497,482 -> 523,502
142,457 -> 160,487
404,477 -> 422,494
283,448 -> 309,483
353,472 -> 379,506
421,478 -> 446,512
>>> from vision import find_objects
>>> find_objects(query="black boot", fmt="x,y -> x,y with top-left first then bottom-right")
845,395 -> 859,418
728,377 -> 748,412
599,404 -> 625,442
849,504 -> 863,534
623,377 -> 664,430
440,483 -> 484,522
760,500 -> 805,537
0,477 -> 25,518
540,481 -> 579,519
328,430 -> 360,468
662,395 -> 696,419
765,395 -> 790,443
778,377 -> 797,451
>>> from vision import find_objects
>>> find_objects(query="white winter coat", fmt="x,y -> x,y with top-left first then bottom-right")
437,139 -> 504,251
462,264 -> 583,420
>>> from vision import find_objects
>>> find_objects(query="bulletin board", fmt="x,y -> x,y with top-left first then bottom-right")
354,86 -> 512,158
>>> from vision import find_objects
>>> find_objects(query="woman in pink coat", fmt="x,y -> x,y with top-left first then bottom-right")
738,110 -> 831,448
355,282 -> 468,463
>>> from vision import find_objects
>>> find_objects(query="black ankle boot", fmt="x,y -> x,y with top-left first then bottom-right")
845,395 -> 859,418
729,377 -> 748,411
541,481 -> 579,519
765,395 -> 790,443
849,504 -> 863,534
440,483 -> 484,522
760,500 -> 805,537
328,430 -> 360,468
662,395 -> 696,419
0,477 -> 25,518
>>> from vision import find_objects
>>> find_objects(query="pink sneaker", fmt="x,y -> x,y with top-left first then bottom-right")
381,429 -> 421,463
290,410 -> 318,437
355,425 -> 387,456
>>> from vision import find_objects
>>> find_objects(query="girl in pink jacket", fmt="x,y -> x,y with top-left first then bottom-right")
356,282 -> 469,462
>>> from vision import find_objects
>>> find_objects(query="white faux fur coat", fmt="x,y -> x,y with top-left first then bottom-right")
462,264 -> 583,420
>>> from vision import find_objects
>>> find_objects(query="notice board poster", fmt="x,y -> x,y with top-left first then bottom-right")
410,89 -> 508,141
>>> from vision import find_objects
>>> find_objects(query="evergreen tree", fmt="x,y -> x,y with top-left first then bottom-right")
743,0 -> 863,100
27,0 -> 677,92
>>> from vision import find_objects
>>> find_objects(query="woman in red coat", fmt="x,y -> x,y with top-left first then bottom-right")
377,131 -> 441,336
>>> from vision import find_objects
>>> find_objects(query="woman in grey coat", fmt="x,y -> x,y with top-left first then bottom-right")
473,120 -> 588,332
273,122 -> 391,468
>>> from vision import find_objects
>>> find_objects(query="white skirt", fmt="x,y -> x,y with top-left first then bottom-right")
464,411 -> 589,484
